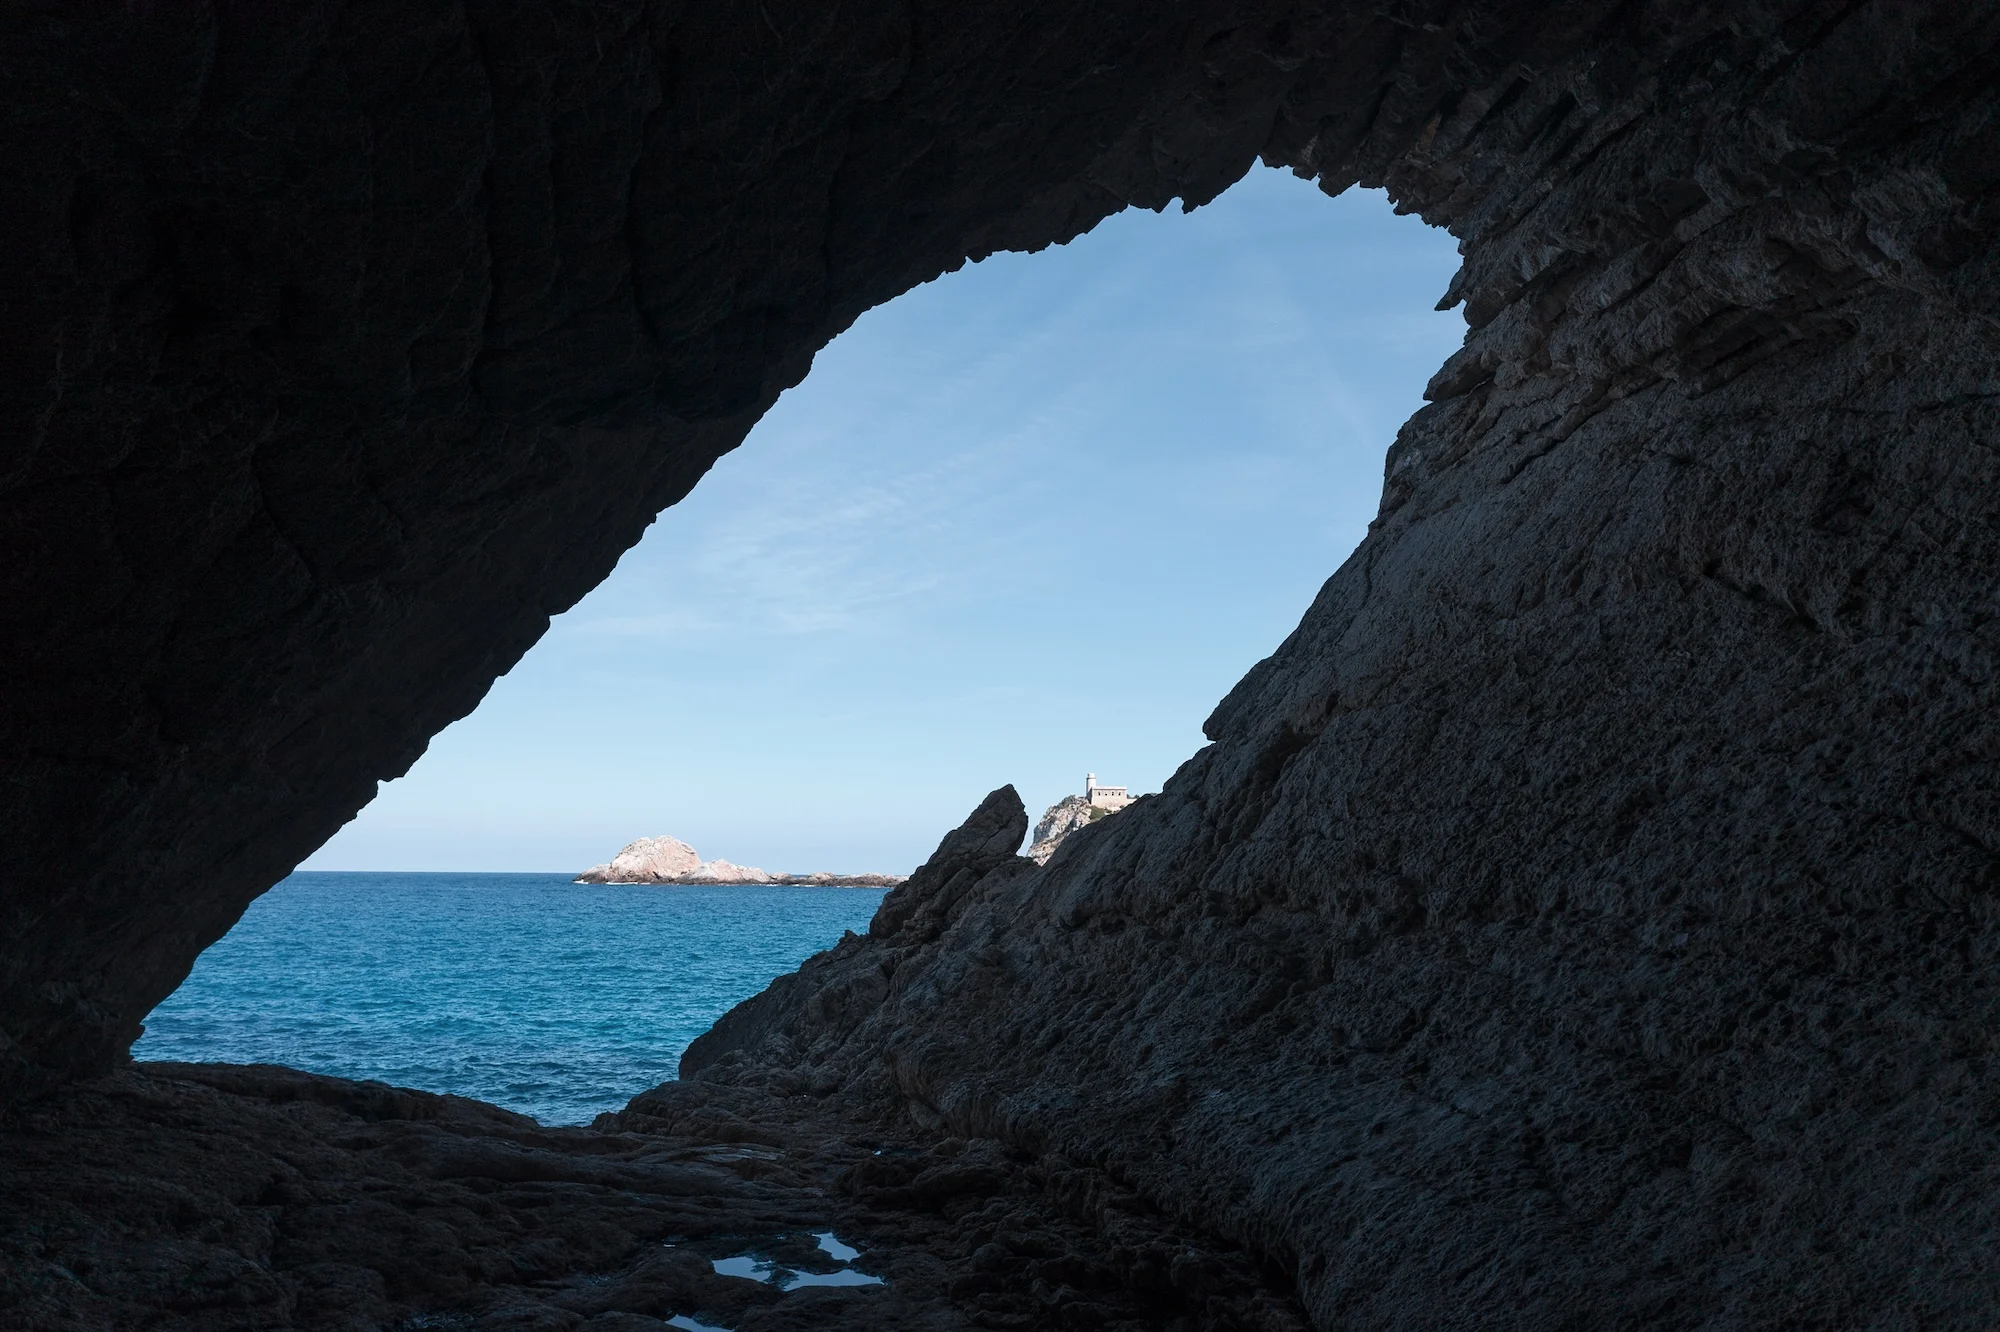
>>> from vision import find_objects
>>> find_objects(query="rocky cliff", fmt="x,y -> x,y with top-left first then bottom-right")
6,1 -> 2000,1328
1027,794 -> 1116,865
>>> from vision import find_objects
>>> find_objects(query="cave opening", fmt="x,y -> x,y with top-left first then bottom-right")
130,169 -> 1463,1125
10,4 -> 2000,1325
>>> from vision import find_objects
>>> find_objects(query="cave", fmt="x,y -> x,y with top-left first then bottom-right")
5,2 -> 2000,1329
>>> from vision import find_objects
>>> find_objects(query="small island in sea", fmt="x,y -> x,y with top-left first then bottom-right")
575,834 -> 906,887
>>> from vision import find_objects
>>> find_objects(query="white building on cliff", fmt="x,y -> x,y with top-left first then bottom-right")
1084,773 -> 1133,811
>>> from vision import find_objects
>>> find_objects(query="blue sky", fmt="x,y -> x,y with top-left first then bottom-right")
304,167 -> 1465,874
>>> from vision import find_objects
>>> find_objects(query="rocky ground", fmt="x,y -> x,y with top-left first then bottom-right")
0,1060 -> 1303,1332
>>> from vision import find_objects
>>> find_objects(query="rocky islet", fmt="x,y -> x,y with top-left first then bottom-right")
576,835 -> 906,888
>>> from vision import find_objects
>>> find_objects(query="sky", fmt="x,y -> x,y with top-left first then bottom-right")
303,167 -> 1467,875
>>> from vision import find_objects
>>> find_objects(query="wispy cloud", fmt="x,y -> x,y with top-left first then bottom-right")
314,170 -> 1467,872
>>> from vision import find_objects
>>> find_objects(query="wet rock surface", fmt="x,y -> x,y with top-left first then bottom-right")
0,1063 -> 1303,1331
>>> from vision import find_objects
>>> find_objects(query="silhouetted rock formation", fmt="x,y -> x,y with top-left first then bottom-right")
0,1061 -> 1302,1330
5,1 -> 2000,1328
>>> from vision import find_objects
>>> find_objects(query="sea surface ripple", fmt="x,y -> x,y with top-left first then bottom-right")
133,871 -> 885,1125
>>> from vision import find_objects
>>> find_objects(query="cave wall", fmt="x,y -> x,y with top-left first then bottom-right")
1,0 -> 1335,1095
668,3 -> 2000,1325
6,5 -> 2000,1320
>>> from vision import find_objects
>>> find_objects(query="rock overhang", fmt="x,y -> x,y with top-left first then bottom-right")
4,2 -> 2000,1323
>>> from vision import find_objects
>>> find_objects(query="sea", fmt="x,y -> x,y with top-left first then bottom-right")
131,871 -> 887,1126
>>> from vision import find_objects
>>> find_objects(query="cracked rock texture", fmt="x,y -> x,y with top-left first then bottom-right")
6,0 -> 2000,1327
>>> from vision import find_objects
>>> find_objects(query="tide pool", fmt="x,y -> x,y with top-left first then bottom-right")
132,871 -> 885,1125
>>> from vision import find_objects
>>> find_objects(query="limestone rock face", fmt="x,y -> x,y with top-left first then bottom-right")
1026,794 -> 1107,864
577,835 -> 702,884
576,838 -> 904,886
678,858 -> 777,885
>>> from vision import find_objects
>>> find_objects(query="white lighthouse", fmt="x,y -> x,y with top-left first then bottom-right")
1084,772 -> 1132,811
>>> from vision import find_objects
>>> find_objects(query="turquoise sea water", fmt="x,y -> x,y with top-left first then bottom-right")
132,872 -> 885,1125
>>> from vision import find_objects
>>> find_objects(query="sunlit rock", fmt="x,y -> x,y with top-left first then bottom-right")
578,837 -> 906,888
576,835 -> 703,884
679,858 -> 776,885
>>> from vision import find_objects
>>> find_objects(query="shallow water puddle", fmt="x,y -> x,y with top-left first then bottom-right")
784,1267 -> 885,1288
710,1255 -> 778,1282
667,1318 -> 731,1332
709,1231 -> 883,1291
